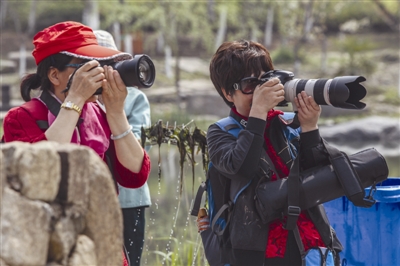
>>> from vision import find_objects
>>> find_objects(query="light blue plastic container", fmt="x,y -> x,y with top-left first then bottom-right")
324,178 -> 400,266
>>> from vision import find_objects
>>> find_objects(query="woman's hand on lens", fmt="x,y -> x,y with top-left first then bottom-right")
294,91 -> 321,132
252,78 -> 284,114
68,60 -> 105,102
101,65 -> 127,115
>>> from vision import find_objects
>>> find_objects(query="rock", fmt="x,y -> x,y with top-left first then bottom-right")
320,116 -> 400,156
55,144 -> 91,217
48,216 -> 77,265
0,187 -> 53,266
68,235 -> 97,266
83,152 -> 123,266
0,142 -> 125,266
2,141 -> 61,202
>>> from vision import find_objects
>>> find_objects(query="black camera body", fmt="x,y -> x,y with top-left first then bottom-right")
260,70 -> 295,107
260,70 -> 367,110
94,54 -> 156,95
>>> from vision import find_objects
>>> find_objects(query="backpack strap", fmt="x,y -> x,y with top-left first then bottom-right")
190,181 -> 207,216
40,89 -> 62,117
11,89 -> 83,133
18,99 -> 50,130
215,116 -> 243,137
34,90 -> 83,130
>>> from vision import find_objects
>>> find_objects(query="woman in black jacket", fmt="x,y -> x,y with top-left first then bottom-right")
200,40 -> 342,266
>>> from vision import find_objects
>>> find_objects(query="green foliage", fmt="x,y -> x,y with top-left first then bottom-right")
141,119 -> 208,195
148,237 -> 204,266
334,35 -> 377,76
382,87 -> 400,105
324,1 -> 399,31
271,46 -> 295,64
3,1 -> 83,34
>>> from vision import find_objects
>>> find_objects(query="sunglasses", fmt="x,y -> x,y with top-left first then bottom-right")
65,63 -> 85,68
233,77 -> 263,94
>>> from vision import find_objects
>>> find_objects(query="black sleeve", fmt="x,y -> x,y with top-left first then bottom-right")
207,117 -> 266,182
299,129 -> 330,171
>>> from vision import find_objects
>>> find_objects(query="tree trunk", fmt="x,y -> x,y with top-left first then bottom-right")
174,44 -> 182,109
0,0 -> 8,29
164,45 -> 173,79
251,25 -> 257,42
293,0 -> 314,75
207,0 -> 215,22
82,0 -> 99,30
27,0 -> 37,36
214,6 -> 227,50
112,22 -> 121,50
123,34 -> 133,55
371,0 -> 399,31
9,5 -> 26,78
320,35 -> 328,74
157,32 -> 165,54
264,7 -> 274,48
301,0 -> 314,42
18,43 -> 27,78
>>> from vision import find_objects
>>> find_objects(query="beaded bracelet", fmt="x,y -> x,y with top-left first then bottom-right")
110,125 -> 133,140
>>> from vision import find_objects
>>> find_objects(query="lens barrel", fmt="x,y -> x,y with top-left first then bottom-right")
112,54 -> 156,89
93,54 -> 156,95
268,70 -> 367,110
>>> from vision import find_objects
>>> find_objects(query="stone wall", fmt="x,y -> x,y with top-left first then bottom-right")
0,141 -> 124,266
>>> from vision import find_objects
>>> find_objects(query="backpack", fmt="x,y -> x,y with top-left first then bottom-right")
191,116 -> 244,266
191,116 -> 244,233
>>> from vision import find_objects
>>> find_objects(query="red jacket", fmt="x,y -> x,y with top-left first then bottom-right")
3,98 -> 150,189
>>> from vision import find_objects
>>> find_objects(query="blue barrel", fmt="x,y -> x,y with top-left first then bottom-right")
324,178 -> 400,266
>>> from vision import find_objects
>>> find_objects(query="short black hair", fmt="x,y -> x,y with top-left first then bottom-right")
209,40 -> 274,107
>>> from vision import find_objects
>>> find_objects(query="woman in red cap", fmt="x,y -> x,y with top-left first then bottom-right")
2,21 -> 150,266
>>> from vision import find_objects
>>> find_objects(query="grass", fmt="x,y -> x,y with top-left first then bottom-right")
142,144 -> 209,266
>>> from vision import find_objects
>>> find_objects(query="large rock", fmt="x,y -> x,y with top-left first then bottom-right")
83,150 -> 123,266
1,141 -> 61,202
0,142 -> 124,266
320,116 -> 400,156
68,235 -> 97,266
0,187 -> 53,266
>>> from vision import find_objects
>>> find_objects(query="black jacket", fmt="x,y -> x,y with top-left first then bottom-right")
206,110 -> 343,266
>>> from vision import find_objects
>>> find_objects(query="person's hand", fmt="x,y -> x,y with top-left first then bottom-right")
251,78 -> 285,118
100,65 -> 128,115
67,60 -> 105,104
197,208 -> 210,233
294,91 -> 321,132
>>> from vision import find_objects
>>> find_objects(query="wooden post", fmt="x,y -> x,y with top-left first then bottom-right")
1,85 -> 11,111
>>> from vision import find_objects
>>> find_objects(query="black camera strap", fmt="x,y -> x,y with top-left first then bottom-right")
283,154 -> 301,230
322,139 -> 376,208
39,89 -> 84,128
284,138 -> 376,231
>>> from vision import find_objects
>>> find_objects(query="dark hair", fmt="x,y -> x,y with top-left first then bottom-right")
209,40 -> 274,107
20,53 -> 73,101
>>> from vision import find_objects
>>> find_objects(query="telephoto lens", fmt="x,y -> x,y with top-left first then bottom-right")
283,76 -> 367,110
112,54 -> 156,89
94,54 -> 156,95
261,70 -> 367,110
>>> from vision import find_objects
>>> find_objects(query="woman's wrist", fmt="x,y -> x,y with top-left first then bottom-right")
111,125 -> 133,140
301,125 -> 318,133
64,95 -> 86,109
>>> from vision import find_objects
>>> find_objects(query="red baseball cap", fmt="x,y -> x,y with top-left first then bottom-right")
32,21 -> 132,65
